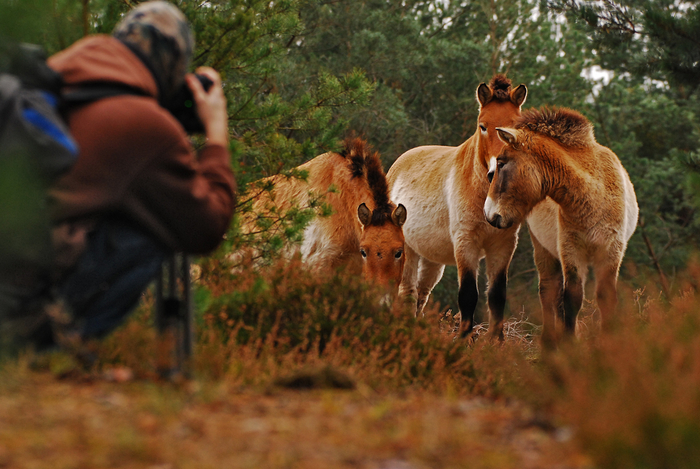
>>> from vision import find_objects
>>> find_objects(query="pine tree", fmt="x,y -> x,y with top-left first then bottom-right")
1,0 -> 376,260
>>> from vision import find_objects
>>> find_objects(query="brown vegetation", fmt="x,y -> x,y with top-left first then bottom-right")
3,256 -> 700,468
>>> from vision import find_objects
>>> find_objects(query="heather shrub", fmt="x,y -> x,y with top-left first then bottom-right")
191,255 -> 527,394
522,282 -> 700,469
15,247 -> 700,468
201,257 -> 392,350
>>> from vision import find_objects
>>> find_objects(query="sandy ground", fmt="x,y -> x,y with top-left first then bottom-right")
0,370 -> 594,469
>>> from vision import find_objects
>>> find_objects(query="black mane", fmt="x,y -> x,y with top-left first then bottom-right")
490,74 -> 512,101
339,137 -> 393,226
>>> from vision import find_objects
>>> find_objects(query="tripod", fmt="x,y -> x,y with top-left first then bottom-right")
155,253 -> 193,379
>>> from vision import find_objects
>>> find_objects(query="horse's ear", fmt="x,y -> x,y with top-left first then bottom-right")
476,82 -> 492,107
392,204 -> 407,227
358,203 -> 372,227
496,127 -> 519,147
511,84 -> 527,108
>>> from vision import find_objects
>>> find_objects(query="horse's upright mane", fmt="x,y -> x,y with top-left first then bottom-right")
339,137 -> 393,226
490,74 -> 513,101
515,107 -> 595,148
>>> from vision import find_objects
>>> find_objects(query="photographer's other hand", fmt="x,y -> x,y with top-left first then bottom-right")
186,67 -> 228,146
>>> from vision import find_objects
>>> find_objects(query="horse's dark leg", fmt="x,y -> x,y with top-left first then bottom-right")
484,230 -> 519,342
486,270 -> 507,341
562,267 -> 584,336
458,269 -> 479,339
531,233 -> 564,348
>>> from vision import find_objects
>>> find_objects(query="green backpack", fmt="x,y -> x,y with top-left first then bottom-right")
0,43 -> 150,278
0,44 -> 78,277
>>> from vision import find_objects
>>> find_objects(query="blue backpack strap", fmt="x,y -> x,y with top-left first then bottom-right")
22,93 -> 78,156
0,73 -> 79,184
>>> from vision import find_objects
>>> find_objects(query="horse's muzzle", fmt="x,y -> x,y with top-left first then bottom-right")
484,212 -> 512,229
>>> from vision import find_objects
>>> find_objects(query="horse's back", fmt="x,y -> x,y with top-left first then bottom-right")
387,144 -> 465,214
595,144 -> 639,244
388,145 -> 462,265
618,162 -> 639,244
528,144 -> 639,259
256,173 -> 310,210
256,152 -> 345,209
388,145 -> 458,186
243,151 -> 346,252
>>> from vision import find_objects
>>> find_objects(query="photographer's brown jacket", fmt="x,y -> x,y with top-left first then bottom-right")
47,35 -> 236,255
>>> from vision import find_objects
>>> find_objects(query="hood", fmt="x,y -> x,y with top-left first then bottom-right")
48,35 -> 158,98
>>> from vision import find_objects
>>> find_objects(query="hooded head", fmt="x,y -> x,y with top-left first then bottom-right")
112,1 -> 194,104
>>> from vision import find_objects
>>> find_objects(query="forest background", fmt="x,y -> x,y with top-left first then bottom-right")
4,1 -> 700,468
3,0 -> 699,315
4,0 -> 697,316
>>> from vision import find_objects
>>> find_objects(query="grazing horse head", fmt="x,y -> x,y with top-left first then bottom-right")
484,107 -> 594,229
357,201 -> 407,289
342,139 -> 407,289
476,74 -> 528,173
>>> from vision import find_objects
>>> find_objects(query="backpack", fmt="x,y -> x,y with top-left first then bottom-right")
0,43 -> 79,276
0,43 -> 146,276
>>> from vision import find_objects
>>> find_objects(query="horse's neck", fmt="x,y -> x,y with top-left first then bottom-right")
342,185 -> 367,234
539,150 -> 597,223
325,162 -> 367,240
452,135 -> 492,197
457,134 -> 484,171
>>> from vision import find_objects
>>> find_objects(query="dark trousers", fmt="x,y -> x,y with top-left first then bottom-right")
57,218 -> 168,339
0,218 -> 167,351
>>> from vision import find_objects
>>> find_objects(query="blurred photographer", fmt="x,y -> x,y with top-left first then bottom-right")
5,1 -> 235,350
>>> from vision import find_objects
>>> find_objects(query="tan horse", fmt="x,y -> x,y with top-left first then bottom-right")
242,137 -> 407,288
387,75 -> 527,340
483,107 -> 638,344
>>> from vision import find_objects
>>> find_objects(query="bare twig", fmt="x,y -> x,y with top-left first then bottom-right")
639,217 -> 670,296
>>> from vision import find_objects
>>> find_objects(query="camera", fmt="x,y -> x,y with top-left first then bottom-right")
167,73 -> 213,134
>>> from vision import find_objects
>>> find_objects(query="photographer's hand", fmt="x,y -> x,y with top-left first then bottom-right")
186,67 -> 228,146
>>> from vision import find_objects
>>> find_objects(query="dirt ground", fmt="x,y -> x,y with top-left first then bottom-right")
0,370 -> 593,469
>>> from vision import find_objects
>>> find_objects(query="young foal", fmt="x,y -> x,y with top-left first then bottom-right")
483,107 -> 638,344
243,138 -> 407,289
387,75 -> 527,340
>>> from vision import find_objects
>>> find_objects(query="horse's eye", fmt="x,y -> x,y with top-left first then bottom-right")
360,248 -> 367,258
497,160 -> 505,169
395,249 -> 403,259
479,124 -> 487,133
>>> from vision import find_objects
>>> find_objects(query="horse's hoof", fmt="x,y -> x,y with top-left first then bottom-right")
456,329 -> 476,346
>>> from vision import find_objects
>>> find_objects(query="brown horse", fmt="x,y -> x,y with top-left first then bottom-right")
387,75 -> 527,340
484,107 -> 638,344
241,137 -> 407,289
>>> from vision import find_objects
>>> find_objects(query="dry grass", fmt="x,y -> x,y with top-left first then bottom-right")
5,256 -> 700,468
0,364 -> 589,469
521,285 -> 700,469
